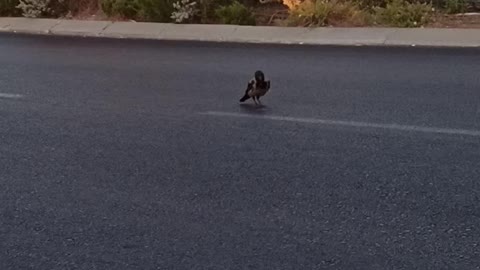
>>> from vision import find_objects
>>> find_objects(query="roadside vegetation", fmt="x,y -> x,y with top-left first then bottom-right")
0,0 -> 479,27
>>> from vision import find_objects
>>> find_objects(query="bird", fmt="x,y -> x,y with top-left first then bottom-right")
239,70 -> 271,106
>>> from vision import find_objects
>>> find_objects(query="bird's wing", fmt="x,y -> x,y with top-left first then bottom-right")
246,79 -> 255,91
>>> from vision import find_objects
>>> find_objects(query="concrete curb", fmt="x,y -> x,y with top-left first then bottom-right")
1,17 -> 480,47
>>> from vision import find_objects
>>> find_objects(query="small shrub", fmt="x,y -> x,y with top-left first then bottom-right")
115,0 -> 138,18
197,0 -> 230,23
47,0 -> 73,17
215,1 -> 255,25
259,0 -> 305,9
64,0 -> 100,15
288,0 -> 370,26
17,0 -> 52,17
135,0 -> 175,22
282,0 -> 303,9
171,0 -> 198,23
287,0 -> 326,25
0,0 -> 20,16
444,0 -> 466,13
101,0 -> 138,18
102,0 -> 175,21
353,0 -> 388,10
12,0 -> 94,18
100,0 -> 114,15
198,0 -> 211,22
374,0 -> 432,27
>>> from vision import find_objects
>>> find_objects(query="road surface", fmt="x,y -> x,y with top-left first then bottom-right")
1,33 -> 480,269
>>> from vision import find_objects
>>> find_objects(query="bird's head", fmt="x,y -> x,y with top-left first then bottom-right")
254,70 -> 265,82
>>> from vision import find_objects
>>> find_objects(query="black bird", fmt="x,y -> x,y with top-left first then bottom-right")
239,70 -> 271,105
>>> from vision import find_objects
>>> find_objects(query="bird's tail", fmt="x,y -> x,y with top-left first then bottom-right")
239,93 -> 250,102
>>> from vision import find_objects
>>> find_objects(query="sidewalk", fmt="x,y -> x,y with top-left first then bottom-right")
1,17 -> 480,47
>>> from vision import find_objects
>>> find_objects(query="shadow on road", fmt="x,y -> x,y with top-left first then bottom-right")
239,103 -> 270,115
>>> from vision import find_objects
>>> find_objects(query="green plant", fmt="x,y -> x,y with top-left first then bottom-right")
288,0 -> 370,26
374,0 -> 432,27
444,0 -> 466,13
0,0 -> 20,16
4,0 -> 93,18
63,0 -> 99,15
198,0 -> 211,22
197,0 -> 230,23
17,0 -> 64,18
101,0 -> 138,18
215,1 -> 256,25
47,0 -> 74,17
101,0 -> 175,21
354,0 -> 388,10
100,0 -> 114,15
135,0 -> 175,22
171,0 -> 198,23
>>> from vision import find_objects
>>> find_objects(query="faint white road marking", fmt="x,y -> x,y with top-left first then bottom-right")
200,111 -> 480,137
0,93 -> 23,99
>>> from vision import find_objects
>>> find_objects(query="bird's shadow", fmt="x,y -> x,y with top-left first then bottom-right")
239,103 -> 269,114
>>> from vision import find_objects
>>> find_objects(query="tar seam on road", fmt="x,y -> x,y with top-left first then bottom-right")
0,93 -> 24,99
200,111 -> 480,137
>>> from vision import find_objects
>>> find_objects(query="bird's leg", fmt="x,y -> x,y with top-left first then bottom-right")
257,97 -> 262,106
252,96 -> 258,105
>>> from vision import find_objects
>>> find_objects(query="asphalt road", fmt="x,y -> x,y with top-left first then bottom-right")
1,33 -> 480,270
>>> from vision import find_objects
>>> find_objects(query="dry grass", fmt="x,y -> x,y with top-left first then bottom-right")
65,0 -> 101,17
373,0 -> 432,27
428,13 -> 480,28
287,0 -> 371,26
